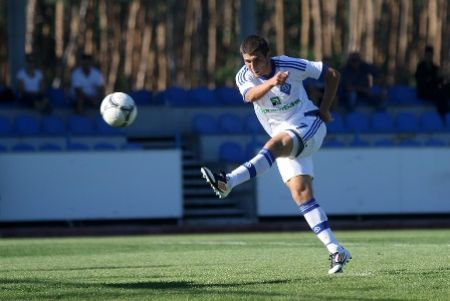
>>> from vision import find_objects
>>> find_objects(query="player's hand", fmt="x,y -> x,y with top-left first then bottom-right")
270,71 -> 289,86
319,110 -> 333,123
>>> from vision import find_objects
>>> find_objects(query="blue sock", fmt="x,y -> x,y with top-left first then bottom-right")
299,198 -> 340,254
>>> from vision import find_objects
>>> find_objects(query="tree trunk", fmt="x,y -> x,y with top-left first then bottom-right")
300,0 -> 310,58
25,0 -> 37,54
207,0 -> 217,88
182,0 -> 195,87
363,0 -> 374,63
397,0 -> 410,70
321,0 -> 336,59
275,0 -> 284,55
387,0 -> 399,84
124,0 -> 140,78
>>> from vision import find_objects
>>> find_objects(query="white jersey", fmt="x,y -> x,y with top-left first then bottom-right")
236,55 -> 326,136
16,68 -> 43,93
71,67 -> 104,98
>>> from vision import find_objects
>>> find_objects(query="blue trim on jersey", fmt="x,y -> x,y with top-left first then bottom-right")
237,67 -> 249,85
303,117 -> 322,142
274,62 -> 306,71
242,87 -> 250,101
260,148 -> 275,166
273,58 -> 307,67
244,162 -> 257,178
311,221 -> 330,235
319,63 -> 328,80
299,198 -> 319,214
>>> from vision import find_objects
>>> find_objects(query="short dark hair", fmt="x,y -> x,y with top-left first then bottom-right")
425,45 -> 434,54
240,35 -> 270,56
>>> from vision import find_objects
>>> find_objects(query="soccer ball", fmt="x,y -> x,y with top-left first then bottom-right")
100,92 -> 137,127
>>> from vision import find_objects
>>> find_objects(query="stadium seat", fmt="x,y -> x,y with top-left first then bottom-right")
445,113 -> 450,131
122,143 -> 144,150
373,138 -> 395,147
395,112 -> 419,133
41,115 -> 66,135
245,139 -> 265,158
192,113 -> 219,134
94,115 -> 122,135
398,139 -> 421,147
349,137 -> 370,147
215,87 -> 244,106
370,111 -> 394,133
244,113 -> 265,134
0,115 -> 13,136
387,85 -> 420,105
188,87 -> 218,106
424,138 -> 447,147
322,138 -> 345,148
46,87 -> 68,108
327,112 -> 346,133
162,86 -> 190,106
218,113 -> 244,134
93,142 -> 117,150
39,143 -> 63,151
14,114 -> 40,136
68,115 -> 95,135
129,89 -> 152,105
420,111 -> 444,132
219,141 -> 246,163
11,143 -> 36,152
345,111 -> 370,133
0,144 -> 7,152
67,142 -> 90,151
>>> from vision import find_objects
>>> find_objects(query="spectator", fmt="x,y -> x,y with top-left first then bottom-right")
339,52 -> 386,112
304,57 -> 338,111
415,45 -> 449,117
70,53 -> 105,114
0,81 -> 15,103
16,54 -> 51,114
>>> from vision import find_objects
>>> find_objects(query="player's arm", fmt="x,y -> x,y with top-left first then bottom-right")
319,67 -> 340,123
244,71 -> 289,103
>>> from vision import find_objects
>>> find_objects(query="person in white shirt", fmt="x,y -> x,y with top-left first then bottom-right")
201,35 -> 351,274
16,54 -> 51,113
71,54 -> 105,114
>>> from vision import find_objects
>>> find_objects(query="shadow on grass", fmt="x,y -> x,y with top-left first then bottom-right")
0,264 -> 172,273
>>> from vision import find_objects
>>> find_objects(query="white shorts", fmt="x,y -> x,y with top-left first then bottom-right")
274,115 -> 327,183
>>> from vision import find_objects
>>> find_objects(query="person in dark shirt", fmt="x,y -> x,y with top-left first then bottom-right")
415,45 -> 448,117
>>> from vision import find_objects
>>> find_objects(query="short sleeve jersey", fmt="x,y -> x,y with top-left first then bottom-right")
71,67 -> 104,98
16,69 -> 43,93
236,55 -> 326,136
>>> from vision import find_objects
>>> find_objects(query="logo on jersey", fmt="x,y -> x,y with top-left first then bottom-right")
270,97 -> 281,106
280,83 -> 291,95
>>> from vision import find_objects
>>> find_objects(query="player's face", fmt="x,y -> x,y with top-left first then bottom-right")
242,52 -> 271,77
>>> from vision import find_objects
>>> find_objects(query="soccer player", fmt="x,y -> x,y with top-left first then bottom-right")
201,35 -> 351,274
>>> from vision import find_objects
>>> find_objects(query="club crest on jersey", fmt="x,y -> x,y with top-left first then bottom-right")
270,96 -> 281,106
280,83 -> 291,95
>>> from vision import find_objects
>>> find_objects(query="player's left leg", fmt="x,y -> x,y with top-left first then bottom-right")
285,175 -> 351,274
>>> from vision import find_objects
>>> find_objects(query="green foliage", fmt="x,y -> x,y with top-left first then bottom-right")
0,230 -> 449,300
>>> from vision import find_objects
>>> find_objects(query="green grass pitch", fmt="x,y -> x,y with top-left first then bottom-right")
0,229 -> 449,300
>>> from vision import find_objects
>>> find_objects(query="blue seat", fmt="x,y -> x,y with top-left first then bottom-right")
67,142 -> 90,151
445,113 -> 450,131
12,143 -> 36,152
14,114 -> 40,136
244,113 -> 265,134
349,137 -> 370,147
162,87 -> 190,106
219,141 -> 246,163
215,87 -> 244,106
395,112 -> 419,133
345,111 -> 370,133
39,143 -> 63,151
0,115 -> 13,136
41,115 -> 66,135
129,90 -> 152,105
218,113 -> 244,134
46,88 -> 68,108
122,143 -> 143,150
192,113 -> 219,134
94,142 -> 117,150
323,138 -> 345,148
327,112 -> 346,133
420,111 -> 444,132
370,112 -> 394,133
94,115 -> 122,135
68,115 -> 95,135
388,85 -> 420,105
187,87 -> 218,106
398,139 -> 421,147
0,144 -> 8,152
373,138 -> 395,147
245,139 -> 265,158
424,138 -> 447,147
